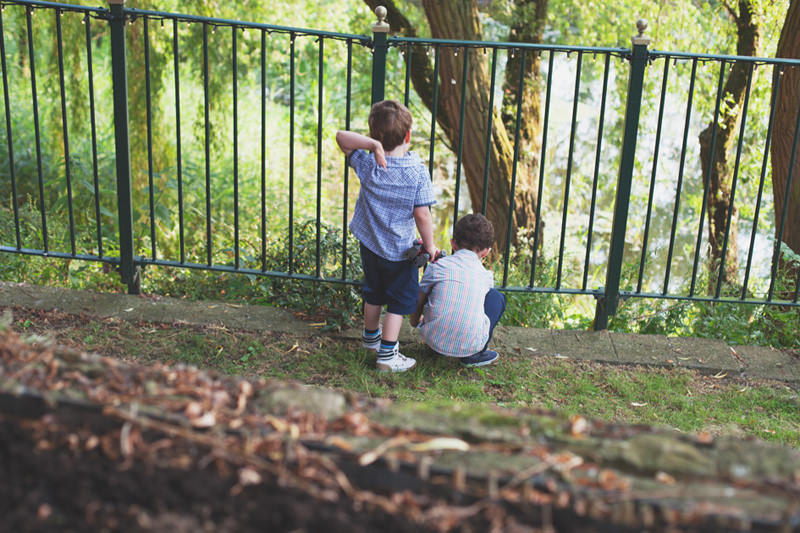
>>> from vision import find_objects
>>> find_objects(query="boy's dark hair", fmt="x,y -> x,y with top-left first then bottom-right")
369,100 -> 413,152
453,213 -> 494,252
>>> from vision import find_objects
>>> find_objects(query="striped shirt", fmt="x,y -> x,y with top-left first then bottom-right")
348,149 -> 435,262
417,249 -> 494,357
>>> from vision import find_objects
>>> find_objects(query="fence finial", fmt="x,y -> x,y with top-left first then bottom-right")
373,6 -> 390,33
632,19 -> 650,46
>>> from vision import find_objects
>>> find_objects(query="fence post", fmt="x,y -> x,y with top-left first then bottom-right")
109,0 -> 139,294
370,6 -> 390,104
594,20 -> 650,330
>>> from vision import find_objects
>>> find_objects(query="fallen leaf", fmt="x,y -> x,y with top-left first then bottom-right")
184,401 -> 203,418
359,436 -> 409,466
342,412 -> 371,435
697,431 -> 713,444
569,415 -> 588,436
655,471 -> 676,485
713,371 -> 727,379
554,354 -> 569,359
408,437 -> 470,453
552,452 -> 583,472
525,347 -> 538,353
630,402 -> 647,407
326,436 -> 355,451
190,412 -> 216,428
238,467 -> 262,486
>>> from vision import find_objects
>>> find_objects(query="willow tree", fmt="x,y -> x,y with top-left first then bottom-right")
361,0 -> 546,253
771,0 -> 800,280
697,0 -> 759,288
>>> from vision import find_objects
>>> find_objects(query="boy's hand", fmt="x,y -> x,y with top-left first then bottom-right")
409,310 -> 422,327
426,246 -> 440,262
373,145 -> 387,168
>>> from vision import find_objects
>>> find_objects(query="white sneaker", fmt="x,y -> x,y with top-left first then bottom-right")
376,348 -> 416,373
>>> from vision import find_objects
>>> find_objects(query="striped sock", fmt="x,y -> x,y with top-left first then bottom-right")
362,328 -> 380,344
377,340 -> 397,360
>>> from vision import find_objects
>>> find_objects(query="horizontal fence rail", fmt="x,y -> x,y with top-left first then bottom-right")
0,0 -> 798,330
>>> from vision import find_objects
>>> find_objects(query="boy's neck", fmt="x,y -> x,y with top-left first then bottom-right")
386,143 -> 410,157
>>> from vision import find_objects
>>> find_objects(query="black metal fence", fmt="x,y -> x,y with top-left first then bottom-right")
0,0 -> 798,329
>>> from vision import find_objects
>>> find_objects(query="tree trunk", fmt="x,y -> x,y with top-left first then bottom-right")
361,0 -> 544,255
771,0 -> 800,288
698,0 -> 758,290
501,0 -> 547,237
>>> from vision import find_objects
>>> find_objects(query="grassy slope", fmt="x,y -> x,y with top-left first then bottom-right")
8,308 -> 799,447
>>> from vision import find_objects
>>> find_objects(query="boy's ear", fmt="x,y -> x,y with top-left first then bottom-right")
477,247 -> 491,259
450,238 -> 458,252
404,129 -> 411,144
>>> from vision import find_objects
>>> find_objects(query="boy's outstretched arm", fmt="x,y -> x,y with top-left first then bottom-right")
413,206 -> 439,260
409,289 -> 428,327
335,130 -> 386,168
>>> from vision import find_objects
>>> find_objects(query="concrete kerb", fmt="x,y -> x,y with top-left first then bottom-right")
1,281 -> 798,383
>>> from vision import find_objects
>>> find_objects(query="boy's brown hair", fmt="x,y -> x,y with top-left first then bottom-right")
368,100 -> 413,152
453,213 -> 494,252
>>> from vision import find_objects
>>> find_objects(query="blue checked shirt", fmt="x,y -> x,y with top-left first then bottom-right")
417,249 -> 494,357
348,149 -> 435,262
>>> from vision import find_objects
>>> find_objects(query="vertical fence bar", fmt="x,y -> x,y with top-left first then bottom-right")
173,19 -> 184,264
109,0 -> 138,293
557,50 -> 583,290
501,48 -> 526,287
428,45 -> 440,180
663,57 -> 698,294
288,33 -> 295,274
203,23 -> 211,266
452,47 -> 468,229
715,62 -> 753,298
315,36 -> 324,278
0,6 -> 20,249
260,28 -> 266,272
86,14 -> 102,258
689,60 -> 726,297
403,42 -> 411,107
636,57 -> 669,294
232,25 -> 239,269
26,7 -> 47,252
56,10 -> 75,255
144,16 -> 155,260
342,38 -> 352,280
371,6 -> 389,104
742,66 -> 780,299
795,265 -> 800,303
530,50 -> 554,287
583,52 -> 611,292
481,47 -> 498,215
594,22 -> 650,330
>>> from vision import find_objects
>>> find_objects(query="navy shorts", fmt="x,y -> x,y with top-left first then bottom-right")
360,243 -> 418,315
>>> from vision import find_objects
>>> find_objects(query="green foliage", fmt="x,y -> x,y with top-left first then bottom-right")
139,219 -> 362,331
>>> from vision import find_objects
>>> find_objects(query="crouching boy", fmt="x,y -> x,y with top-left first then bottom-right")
410,213 -> 506,367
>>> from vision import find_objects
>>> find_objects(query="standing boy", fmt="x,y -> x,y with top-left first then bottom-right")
336,100 -> 438,372
410,214 -> 506,367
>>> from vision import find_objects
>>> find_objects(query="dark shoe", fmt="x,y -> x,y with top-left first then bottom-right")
460,350 -> 499,367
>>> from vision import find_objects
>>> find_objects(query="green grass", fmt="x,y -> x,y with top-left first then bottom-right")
10,309 -> 800,447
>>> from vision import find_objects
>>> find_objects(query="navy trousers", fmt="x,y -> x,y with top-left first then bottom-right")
480,288 -> 506,353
